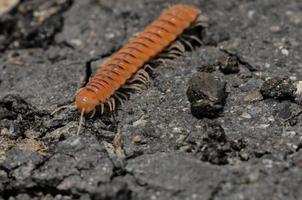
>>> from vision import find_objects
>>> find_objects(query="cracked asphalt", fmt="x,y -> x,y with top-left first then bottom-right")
1,0 -> 302,199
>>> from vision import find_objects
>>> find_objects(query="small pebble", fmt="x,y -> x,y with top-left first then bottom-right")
218,55 -> 240,74
270,25 -> 281,33
241,112 -> 252,119
247,172 -> 259,183
132,135 -> 142,143
70,39 -> 82,47
187,73 -> 227,118
247,10 -> 256,19
243,91 -> 263,102
281,48 -> 289,56
260,76 -> 296,100
172,127 -> 182,133
267,116 -> 275,122
239,151 -> 249,161
133,118 -> 147,127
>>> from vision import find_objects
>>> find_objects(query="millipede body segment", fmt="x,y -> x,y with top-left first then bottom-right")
75,4 -> 202,114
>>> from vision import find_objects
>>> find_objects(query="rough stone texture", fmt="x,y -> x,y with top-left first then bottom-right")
260,76 -> 297,100
1,0 -> 302,199
187,73 -> 227,118
218,55 -> 240,74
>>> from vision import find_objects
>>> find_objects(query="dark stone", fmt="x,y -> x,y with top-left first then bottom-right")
187,73 -> 227,118
126,153 -> 229,198
218,55 -> 240,74
260,77 -> 296,100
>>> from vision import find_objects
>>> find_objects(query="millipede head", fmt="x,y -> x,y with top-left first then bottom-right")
75,89 -> 99,114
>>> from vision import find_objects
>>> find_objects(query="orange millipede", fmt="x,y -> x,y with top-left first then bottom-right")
75,4 -> 206,116
51,4 -> 209,134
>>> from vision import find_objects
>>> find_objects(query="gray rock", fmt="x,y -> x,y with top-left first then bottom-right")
126,152 -> 229,200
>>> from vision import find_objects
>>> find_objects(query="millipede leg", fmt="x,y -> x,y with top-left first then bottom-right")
154,58 -> 167,65
112,90 -> 129,107
90,109 -> 96,118
135,74 -> 148,84
144,64 -> 155,72
121,83 -> 146,92
183,34 -> 203,45
127,73 -> 145,84
167,41 -> 186,53
115,91 -> 128,101
51,104 -> 76,115
194,14 -> 209,27
165,49 -> 184,56
100,103 -> 105,114
127,69 -> 150,85
107,99 -> 113,112
179,37 -> 194,51
111,98 -> 116,111
113,95 -> 125,107
138,69 -> 150,82
158,52 -> 180,59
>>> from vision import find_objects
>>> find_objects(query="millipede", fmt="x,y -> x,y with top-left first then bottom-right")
54,4 -> 208,134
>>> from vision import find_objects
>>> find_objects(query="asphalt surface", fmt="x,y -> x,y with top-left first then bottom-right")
0,0 -> 302,199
